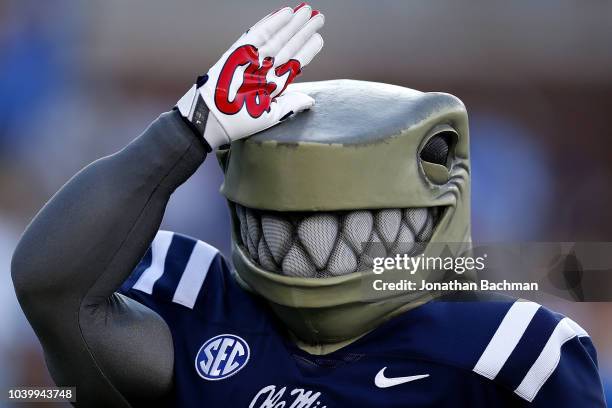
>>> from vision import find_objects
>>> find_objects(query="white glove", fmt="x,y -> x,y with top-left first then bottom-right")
176,3 -> 325,149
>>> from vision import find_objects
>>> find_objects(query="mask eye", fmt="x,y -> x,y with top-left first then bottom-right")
420,132 -> 453,167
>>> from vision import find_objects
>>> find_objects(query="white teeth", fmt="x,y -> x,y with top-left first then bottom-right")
282,243 -> 317,278
327,239 -> 357,276
391,222 -> 415,254
418,213 -> 434,242
245,208 -> 261,243
375,209 -> 402,244
246,234 -> 258,260
261,214 -> 293,263
367,230 -> 387,259
343,211 -> 373,252
235,204 -> 248,247
258,237 -> 277,271
245,208 -> 261,259
297,214 -> 339,269
235,205 -> 439,277
404,208 -> 429,236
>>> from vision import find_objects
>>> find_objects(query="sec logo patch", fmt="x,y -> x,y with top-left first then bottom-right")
195,334 -> 250,381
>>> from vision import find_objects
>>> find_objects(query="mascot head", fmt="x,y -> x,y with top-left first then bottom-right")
217,80 -> 470,352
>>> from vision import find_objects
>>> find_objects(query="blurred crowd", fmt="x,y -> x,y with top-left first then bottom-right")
1,1 -> 611,406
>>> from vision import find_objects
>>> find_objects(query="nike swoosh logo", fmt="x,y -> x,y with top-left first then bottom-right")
374,367 -> 429,388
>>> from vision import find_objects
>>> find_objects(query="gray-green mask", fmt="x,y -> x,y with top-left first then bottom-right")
217,80 -> 471,353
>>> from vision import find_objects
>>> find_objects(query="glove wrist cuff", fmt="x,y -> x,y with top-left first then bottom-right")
176,80 -> 231,150
201,112 -> 230,149
172,107 -> 213,152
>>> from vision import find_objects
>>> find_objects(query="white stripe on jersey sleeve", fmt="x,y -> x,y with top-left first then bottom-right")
171,240 -> 219,309
473,301 -> 541,380
514,317 -> 589,402
132,230 -> 174,294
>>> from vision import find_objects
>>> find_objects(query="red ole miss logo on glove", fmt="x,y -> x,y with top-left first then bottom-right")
176,3 -> 323,149
214,44 -> 302,118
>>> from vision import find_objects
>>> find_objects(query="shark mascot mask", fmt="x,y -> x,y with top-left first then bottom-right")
217,79 -> 470,353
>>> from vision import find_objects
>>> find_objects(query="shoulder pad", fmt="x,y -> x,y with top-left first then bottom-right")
378,295 -> 597,404
122,230 -> 221,309
472,300 -> 592,402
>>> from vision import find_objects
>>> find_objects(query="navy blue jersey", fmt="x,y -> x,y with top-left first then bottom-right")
120,231 -> 606,407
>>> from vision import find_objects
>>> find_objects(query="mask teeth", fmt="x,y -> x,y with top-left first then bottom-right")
233,204 -> 441,278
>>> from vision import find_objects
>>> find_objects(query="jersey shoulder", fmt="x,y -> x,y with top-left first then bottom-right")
384,292 -> 603,405
469,297 -> 599,403
120,230 -> 227,310
120,230 -> 271,330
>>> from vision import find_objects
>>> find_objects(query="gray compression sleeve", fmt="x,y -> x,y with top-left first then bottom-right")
11,110 -> 208,407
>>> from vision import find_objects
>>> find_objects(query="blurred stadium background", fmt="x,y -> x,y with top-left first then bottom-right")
1,0 -> 611,406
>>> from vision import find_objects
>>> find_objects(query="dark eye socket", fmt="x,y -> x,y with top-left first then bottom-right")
420,132 -> 453,166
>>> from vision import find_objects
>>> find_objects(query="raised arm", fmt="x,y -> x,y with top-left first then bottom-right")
11,5 -> 324,407
11,111 -> 206,406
